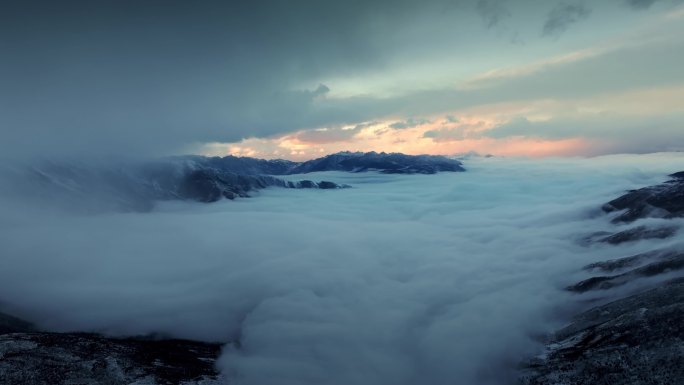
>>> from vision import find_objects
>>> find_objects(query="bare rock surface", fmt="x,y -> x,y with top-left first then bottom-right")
567,250 -> 684,293
603,172 -> 684,223
522,173 -> 684,385
0,328 -> 223,385
520,279 -> 684,385
597,225 -> 679,245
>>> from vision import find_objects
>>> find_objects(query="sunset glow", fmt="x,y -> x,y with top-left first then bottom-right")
199,81 -> 684,161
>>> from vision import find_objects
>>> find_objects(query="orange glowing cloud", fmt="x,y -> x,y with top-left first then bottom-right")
200,117 -> 587,161
197,83 -> 684,160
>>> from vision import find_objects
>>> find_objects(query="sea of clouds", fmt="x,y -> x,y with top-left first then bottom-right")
1,153 -> 683,385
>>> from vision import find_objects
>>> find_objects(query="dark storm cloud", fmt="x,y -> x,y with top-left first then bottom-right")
0,0 -> 434,157
0,0 -> 556,158
542,3 -> 591,37
1,0 -> 681,158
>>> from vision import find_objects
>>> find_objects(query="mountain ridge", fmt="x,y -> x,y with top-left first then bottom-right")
521,171 -> 684,385
0,152 -> 464,210
179,151 -> 465,175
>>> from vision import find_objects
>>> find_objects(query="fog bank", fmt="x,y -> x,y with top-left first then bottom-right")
1,153 -> 683,384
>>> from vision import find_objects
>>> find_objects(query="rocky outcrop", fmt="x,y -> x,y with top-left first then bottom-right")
287,151 -> 465,174
178,151 -> 465,175
0,332 -> 223,385
177,169 -> 348,203
603,171 -> 684,223
180,155 -> 297,176
0,151 -> 460,209
520,279 -> 684,385
0,158 -> 352,209
0,312 -> 35,335
567,250 -> 684,293
596,225 -> 679,245
580,225 -> 680,246
521,173 -> 684,385
0,313 -> 223,385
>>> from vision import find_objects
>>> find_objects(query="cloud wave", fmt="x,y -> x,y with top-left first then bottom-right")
1,154 -> 684,384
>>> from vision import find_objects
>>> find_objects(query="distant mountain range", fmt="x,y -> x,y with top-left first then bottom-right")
182,151 -> 465,175
0,152 -> 464,210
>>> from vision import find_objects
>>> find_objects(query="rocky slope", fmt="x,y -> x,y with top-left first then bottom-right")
521,171 -> 684,385
180,155 -> 297,176
0,329 -> 223,385
1,311 -> 224,385
520,279 -> 684,385
176,167 -> 347,203
183,151 -> 464,175
0,158 -> 349,211
0,151 -> 463,210
286,151 -> 465,174
603,172 -> 684,223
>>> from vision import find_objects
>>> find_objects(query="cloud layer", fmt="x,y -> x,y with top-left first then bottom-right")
1,154 -> 684,384
2,0 -> 683,158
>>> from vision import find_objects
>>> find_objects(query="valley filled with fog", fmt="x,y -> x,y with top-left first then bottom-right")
1,153 -> 683,385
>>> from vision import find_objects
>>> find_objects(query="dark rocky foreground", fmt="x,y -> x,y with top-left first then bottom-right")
0,320 -> 224,385
520,279 -> 684,385
520,172 -> 684,385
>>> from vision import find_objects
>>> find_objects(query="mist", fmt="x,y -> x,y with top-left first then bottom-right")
1,153 -> 683,385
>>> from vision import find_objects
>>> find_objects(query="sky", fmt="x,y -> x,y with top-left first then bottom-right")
1,0 -> 683,160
